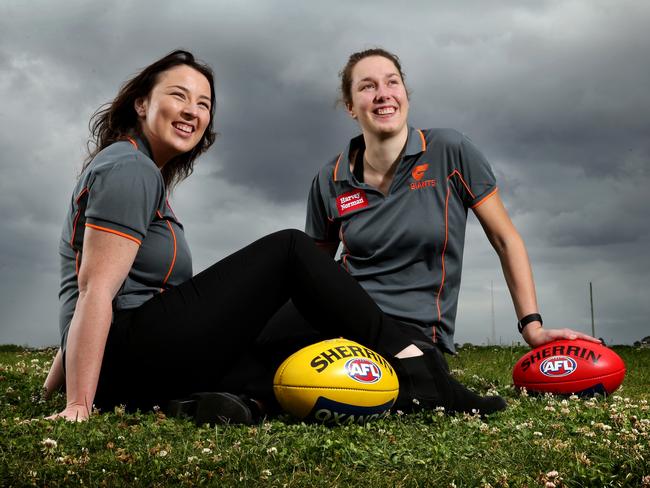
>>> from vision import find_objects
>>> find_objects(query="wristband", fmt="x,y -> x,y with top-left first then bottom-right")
517,313 -> 542,334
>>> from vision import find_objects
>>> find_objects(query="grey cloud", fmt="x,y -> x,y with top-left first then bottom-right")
0,0 -> 648,347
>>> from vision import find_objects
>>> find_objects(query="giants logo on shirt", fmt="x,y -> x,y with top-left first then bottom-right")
410,163 -> 437,191
411,164 -> 429,181
336,190 -> 368,216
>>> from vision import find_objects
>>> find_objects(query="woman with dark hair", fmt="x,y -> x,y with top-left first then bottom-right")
44,49 -> 507,424
304,48 -> 600,364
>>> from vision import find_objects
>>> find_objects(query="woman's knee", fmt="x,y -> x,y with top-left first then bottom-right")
266,229 -> 311,248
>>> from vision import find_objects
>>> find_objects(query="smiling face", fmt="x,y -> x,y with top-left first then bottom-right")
135,64 -> 212,167
346,55 -> 409,140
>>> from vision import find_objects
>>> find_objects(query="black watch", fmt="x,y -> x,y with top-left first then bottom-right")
517,313 -> 543,334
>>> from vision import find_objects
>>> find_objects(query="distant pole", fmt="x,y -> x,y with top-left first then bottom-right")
491,280 -> 496,345
589,282 -> 595,337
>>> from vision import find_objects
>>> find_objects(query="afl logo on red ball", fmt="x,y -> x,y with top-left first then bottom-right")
540,356 -> 577,377
345,358 -> 382,384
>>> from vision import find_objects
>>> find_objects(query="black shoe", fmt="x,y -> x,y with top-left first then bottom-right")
167,392 -> 253,426
393,350 -> 507,417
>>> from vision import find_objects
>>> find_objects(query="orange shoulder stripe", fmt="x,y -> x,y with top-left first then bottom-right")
85,223 -> 142,245
126,137 -> 138,149
447,169 -> 476,199
70,188 -> 89,247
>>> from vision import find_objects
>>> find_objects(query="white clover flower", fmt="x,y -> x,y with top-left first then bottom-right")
42,438 -> 57,449
546,470 -> 559,478
266,447 -> 278,455
569,394 -> 579,401
201,448 -> 212,454
187,456 -> 198,463
533,431 -> 543,437
157,450 -> 168,457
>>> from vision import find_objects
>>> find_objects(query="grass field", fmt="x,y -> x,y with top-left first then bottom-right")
1,344 -> 648,487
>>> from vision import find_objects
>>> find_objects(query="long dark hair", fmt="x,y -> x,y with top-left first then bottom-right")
84,49 -> 217,189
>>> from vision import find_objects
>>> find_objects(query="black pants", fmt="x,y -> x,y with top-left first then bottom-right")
95,229 -> 417,412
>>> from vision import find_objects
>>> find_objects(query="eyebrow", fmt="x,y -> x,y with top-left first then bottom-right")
357,73 -> 401,84
168,84 -> 212,102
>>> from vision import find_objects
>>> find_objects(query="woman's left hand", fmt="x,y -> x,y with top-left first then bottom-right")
523,324 -> 601,348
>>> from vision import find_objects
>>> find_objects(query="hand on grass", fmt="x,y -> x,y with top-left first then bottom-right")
523,325 -> 601,348
46,404 -> 90,422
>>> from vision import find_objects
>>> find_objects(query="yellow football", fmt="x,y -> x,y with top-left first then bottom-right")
273,338 -> 399,424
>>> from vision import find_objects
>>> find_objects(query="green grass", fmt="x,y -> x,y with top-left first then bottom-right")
1,345 -> 648,487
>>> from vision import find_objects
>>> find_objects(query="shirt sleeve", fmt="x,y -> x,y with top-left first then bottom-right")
455,134 -> 498,208
85,156 -> 164,244
305,171 -> 339,243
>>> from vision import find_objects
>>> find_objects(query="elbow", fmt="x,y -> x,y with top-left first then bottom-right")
491,232 -> 525,258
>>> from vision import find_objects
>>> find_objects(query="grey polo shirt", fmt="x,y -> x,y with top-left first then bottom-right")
306,127 -> 497,353
58,137 -> 192,352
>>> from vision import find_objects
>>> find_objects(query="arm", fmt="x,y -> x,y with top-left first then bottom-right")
48,227 -> 138,421
473,193 -> 599,347
43,348 -> 65,399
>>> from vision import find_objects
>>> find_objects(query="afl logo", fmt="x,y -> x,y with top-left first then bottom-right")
345,358 -> 382,384
540,356 -> 577,377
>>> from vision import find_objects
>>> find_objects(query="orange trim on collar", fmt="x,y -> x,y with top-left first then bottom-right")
126,137 -> 138,149
417,129 -> 427,151
332,153 -> 343,181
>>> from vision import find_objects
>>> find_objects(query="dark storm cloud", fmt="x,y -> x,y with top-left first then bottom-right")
0,0 -> 648,346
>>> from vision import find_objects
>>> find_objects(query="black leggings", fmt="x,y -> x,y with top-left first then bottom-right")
95,229 -> 416,412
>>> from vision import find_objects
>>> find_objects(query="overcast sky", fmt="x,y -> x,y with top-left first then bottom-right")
1,0 -> 648,348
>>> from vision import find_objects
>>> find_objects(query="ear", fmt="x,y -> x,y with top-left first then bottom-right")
134,97 -> 147,117
346,102 -> 357,120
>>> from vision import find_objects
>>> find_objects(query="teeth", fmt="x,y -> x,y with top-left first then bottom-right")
174,123 -> 193,133
376,107 -> 395,115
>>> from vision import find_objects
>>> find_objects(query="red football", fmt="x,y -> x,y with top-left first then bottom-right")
512,339 -> 626,395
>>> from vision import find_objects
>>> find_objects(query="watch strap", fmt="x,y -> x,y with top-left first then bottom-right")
517,313 -> 542,333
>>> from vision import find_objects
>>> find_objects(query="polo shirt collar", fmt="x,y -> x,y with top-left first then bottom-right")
333,126 -> 426,182
133,135 -> 154,160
